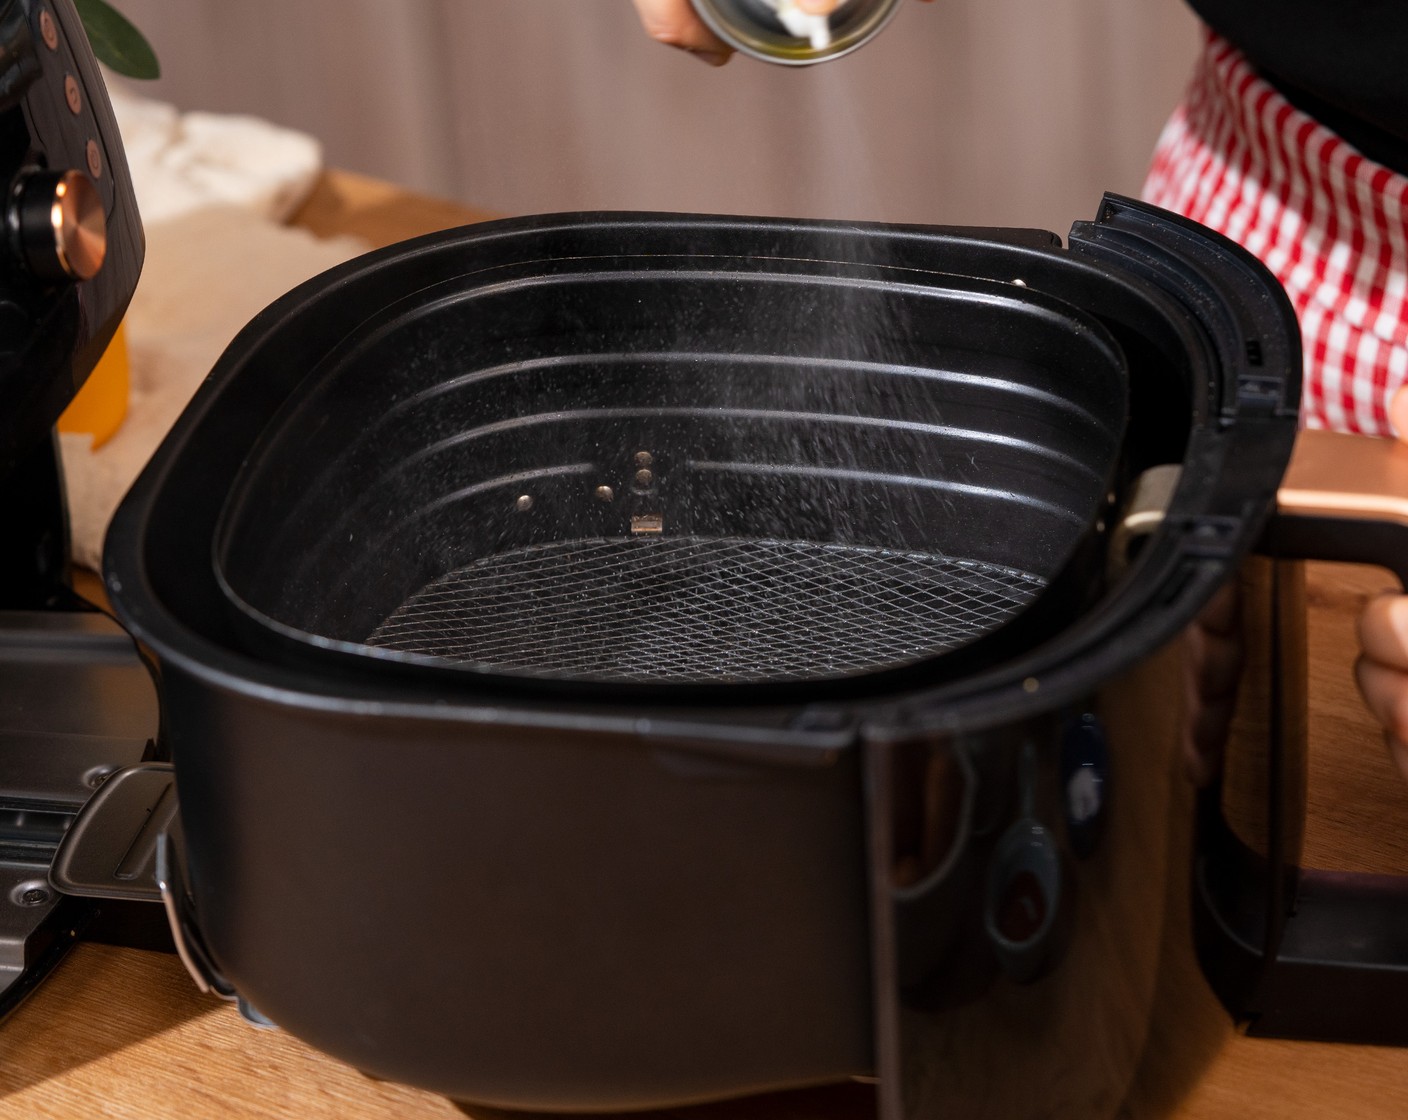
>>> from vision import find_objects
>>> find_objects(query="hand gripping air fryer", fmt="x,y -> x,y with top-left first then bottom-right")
40,191 -> 1408,1118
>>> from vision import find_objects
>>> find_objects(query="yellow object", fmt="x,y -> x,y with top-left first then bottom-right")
58,321 -> 130,448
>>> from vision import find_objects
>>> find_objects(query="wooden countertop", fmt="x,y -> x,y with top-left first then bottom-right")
4,171 -> 1408,1119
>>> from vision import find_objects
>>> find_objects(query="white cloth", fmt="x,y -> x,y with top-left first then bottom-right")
106,83 -> 324,224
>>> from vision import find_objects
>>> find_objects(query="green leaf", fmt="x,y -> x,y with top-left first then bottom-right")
73,0 -> 160,80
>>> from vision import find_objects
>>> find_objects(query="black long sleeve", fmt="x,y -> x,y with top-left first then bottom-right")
1185,0 -> 1408,173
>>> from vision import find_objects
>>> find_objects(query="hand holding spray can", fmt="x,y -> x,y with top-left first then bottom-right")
689,0 -> 903,64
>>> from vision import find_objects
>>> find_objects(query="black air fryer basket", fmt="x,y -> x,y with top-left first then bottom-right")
95,197 -> 1311,1113
212,236 -> 1130,696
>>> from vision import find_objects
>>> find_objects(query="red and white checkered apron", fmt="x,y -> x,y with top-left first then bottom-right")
1142,31 -> 1408,436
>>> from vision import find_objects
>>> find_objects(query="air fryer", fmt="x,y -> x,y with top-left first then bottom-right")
29,193 -> 1402,1120
3,7 -> 1408,1114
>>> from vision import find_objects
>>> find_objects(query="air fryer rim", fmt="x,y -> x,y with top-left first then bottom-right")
102,196 -> 1301,744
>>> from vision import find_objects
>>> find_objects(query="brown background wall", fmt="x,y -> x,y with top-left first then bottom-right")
110,0 -> 1200,235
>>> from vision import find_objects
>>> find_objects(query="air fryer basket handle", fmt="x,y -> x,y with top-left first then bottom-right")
1196,428 -> 1408,1045
1266,427 -> 1408,585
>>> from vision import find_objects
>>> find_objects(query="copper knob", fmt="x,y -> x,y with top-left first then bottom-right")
12,169 -> 107,281
39,10 -> 59,51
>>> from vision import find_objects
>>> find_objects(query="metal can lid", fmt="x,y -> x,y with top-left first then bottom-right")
691,0 -> 903,65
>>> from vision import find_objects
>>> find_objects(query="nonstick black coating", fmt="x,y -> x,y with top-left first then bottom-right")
213,251 -> 1129,694
99,200 -> 1303,1110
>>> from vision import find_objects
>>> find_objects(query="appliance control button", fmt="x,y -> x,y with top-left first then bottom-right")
984,818 -> 1063,983
63,73 -> 81,114
85,139 -> 102,180
10,168 -> 107,281
39,9 -> 59,50
1061,713 -> 1110,858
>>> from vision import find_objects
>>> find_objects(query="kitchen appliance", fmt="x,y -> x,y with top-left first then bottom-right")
0,0 -> 153,1016
3,6 -> 1407,1110
38,191 -> 1408,1119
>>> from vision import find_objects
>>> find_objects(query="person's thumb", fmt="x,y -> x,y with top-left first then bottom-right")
1390,383 -> 1408,441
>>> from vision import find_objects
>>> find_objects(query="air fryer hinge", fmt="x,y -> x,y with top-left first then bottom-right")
1168,514 -> 1244,559
1074,194 -> 1302,424
50,763 -> 176,904
50,761 -> 239,1003
1235,373 -> 1285,414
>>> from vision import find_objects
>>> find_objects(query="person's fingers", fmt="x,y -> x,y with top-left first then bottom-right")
1390,382 -> 1408,439
1368,383 -> 1408,782
1356,656 -> 1408,784
632,0 -> 733,65
1359,592 -> 1408,673
1356,654 -> 1408,745
1184,686 -> 1238,787
1180,586 -> 1246,789
1186,614 -> 1243,702
1196,580 -> 1241,639
1390,734 -> 1408,786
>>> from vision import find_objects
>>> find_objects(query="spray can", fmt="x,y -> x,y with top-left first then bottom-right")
690,0 -> 902,65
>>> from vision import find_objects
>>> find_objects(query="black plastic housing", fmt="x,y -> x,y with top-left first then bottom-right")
0,0 -> 150,1022
102,197 -> 1302,1113
0,0 -> 144,478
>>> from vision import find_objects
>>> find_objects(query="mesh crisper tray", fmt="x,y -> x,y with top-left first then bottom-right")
365,536 -> 1046,684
